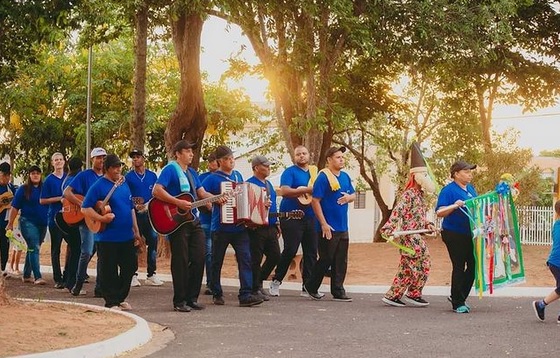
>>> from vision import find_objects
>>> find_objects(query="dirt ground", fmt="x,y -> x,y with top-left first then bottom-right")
0,238 -> 552,357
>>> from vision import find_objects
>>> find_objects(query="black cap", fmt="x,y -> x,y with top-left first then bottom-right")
172,140 -> 197,154
215,145 -> 234,159
0,162 -> 11,175
251,155 -> 272,168
68,157 -> 83,171
104,154 -> 124,170
450,160 -> 477,176
129,149 -> 144,158
203,152 -> 217,162
325,146 -> 346,158
28,165 -> 42,173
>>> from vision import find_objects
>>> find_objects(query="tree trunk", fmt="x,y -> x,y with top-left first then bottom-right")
167,12 -> 207,166
131,2 -> 149,151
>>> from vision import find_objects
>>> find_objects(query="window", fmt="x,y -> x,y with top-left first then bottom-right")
354,191 -> 366,209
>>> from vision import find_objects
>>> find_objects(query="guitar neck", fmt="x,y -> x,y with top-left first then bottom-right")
191,193 -> 227,209
101,177 -> 124,206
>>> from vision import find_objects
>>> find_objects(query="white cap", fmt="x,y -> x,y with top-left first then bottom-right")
90,147 -> 107,157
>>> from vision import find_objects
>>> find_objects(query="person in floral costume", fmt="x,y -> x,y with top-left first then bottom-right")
381,142 -> 436,307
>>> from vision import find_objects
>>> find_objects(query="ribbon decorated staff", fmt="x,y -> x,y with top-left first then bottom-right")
462,176 -> 525,297
381,229 -> 434,256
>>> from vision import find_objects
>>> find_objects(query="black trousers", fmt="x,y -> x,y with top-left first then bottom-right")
305,231 -> 349,298
0,222 -> 8,271
248,226 -> 281,291
441,230 -> 475,309
273,217 -> 318,285
62,226 -> 81,290
96,240 -> 136,308
168,221 -> 205,306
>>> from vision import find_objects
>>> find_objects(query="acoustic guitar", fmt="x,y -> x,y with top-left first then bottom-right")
296,186 -> 312,206
271,210 -> 304,220
132,197 -> 148,213
61,194 -> 85,225
0,191 -> 14,213
148,188 -> 240,235
84,177 -> 125,233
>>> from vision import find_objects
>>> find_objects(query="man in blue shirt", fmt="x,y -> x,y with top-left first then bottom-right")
82,154 -> 140,310
202,145 -> 264,307
39,152 -> 67,288
63,147 -> 106,296
125,148 -> 162,287
199,152 -> 218,295
269,145 -> 319,297
152,140 -> 216,312
303,146 -> 355,302
436,160 -> 478,314
246,155 -> 280,301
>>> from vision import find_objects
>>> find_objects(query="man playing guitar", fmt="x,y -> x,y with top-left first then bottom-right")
82,154 -> 141,311
125,149 -> 162,287
63,147 -> 106,296
0,162 -> 15,276
269,145 -> 319,298
152,140 -> 217,313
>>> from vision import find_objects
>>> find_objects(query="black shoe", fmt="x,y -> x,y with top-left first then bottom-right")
403,295 -> 429,307
533,300 -> 545,321
254,289 -> 270,302
54,282 -> 65,289
213,296 -> 225,305
382,297 -> 406,307
239,295 -> 264,307
71,282 -> 84,296
332,295 -> 353,302
303,284 -> 323,301
173,303 -> 192,312
204,287 -> 213,295
187,301 -> 205,310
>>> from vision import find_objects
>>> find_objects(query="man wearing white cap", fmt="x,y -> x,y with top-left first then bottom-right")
381,142 -> 436,308
63,147 -> 106,296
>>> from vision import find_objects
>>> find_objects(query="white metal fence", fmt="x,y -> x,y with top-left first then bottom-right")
517,206 -> 554,246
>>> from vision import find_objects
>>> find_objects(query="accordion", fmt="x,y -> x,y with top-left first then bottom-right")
220,182 -> 269,226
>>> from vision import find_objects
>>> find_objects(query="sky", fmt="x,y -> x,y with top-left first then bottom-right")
200,17 -> 560,155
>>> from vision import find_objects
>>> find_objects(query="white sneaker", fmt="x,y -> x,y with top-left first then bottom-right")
119,301 -> 132,311
301,289 -> 325,298
269,280 -> 281,296
130,275 -> 141,287
145,274 -> 163,286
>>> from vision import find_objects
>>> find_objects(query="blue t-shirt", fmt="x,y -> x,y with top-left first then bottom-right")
198,171 -> 214,226
312,170 -> 355,232
12,185 -> 48,227
436,181 -> 478,235
548,220 -> 560,267
202,170 -> 245,233
156,164 -> 202,217
125,169 -> 157,204
69,169 -> 103,196
40,172 -> 67,226
279,165 -> 315,218
82,177 -> 134,242
247,176 -> 277,226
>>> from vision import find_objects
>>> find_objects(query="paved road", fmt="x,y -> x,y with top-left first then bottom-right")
5,274 -> 555,358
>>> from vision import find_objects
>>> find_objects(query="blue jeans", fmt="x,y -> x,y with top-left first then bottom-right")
20,217 -> 47,280
136,212 -> 158,276
201,223 -> 213,287
211,231 -> 253,300
76,224 -> 99,289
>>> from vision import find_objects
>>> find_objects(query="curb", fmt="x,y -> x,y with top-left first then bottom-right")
13,299 -> 152,358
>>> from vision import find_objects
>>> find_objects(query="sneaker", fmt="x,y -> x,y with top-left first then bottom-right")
255,290 -> 270,302
448,296 -> 470,310
119,302 -> 132,311
453,305 -> 470,314
54,282 -> 65,289
186,301 -> 205,310
382,297 -> 406,307
239,295 -> 264,307
70,288 -> 86,296
303,284 -> 323,301
204,287 -> 213,295
213,296 -> 225,305
300,289 -> 325,298
22,277 -> 34,283
332,295 -> 353,302
403,295 -> 429,307
34,278 -> 46,285
269,279 -> 281,297
532,300 -> 545,321
173,303 -> 192,312
71,282 -> 85,296
130,275 -> 141,287
145,274 -> 163,286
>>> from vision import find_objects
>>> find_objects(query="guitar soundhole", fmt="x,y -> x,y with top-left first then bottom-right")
177,208 -> 186,215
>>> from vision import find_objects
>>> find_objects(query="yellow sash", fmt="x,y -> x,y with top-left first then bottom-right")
319,168 -> 340,191
307,165 -> 318,186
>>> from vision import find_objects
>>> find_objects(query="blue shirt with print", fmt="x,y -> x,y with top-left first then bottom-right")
312,170 -> 355,232
198,171 -> 214,227
40,172 -> 67,226
82,177 -> 134,242
69,169 -> 103,196
436,181 -> 478,235
12,185 -> 48,227
125,169 -> 157,204
279,165 -> 315,218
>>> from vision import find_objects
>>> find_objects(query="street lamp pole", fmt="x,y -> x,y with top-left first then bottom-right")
85,46 -> 93,169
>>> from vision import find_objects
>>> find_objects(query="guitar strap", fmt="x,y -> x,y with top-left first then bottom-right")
185,169 -> 197,200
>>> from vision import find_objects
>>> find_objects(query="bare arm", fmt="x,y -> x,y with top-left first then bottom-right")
63,186 -> 82,206
152,183 -> 192,211
279,185 -> 311,198
81,207 -> 114,224
6,207 -> 19,231
436,200 -> 465,218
